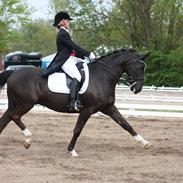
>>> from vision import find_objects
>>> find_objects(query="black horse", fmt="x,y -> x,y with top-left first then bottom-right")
0,49 -> 151,156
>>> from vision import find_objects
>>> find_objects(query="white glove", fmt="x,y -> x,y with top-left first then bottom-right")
89,52 -> 96,60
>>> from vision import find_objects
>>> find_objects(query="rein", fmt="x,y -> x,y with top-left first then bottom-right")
97,60 -> 130,85
97,59 -> 145,85
97,60 -> 122,79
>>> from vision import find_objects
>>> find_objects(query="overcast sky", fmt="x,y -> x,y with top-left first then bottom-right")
26,0 -> 51,19
26,0 -> 112,20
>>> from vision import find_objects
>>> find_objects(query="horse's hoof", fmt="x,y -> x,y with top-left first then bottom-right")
69,149 -> 79,157
24,138 -> 31,149
144,142 -> 152,149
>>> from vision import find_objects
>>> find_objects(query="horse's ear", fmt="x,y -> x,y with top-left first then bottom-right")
139,51 -> 151,61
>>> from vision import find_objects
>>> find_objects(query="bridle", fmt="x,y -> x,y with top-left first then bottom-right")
126,60 -> 146,83
97,59 -> 146,85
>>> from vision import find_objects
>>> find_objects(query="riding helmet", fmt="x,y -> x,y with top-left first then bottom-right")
53,11 -> 73,27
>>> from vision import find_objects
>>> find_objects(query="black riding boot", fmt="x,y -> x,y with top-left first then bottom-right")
68,78 -> 83,112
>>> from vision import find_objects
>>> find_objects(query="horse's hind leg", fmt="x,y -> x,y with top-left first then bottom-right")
0,109 -> 12,134
10,104 -> 34,149
13,118 -> 32,149
101,105 -> 151,149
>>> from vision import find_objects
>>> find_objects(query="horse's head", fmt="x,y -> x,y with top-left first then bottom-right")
124,51 -> 150,94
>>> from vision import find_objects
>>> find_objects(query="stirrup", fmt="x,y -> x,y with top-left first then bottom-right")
73,101 -> 81,112
76,100 -> 84,111
68,100 -> 78,112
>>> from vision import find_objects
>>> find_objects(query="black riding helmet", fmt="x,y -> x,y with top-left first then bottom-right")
53,11 -> 73,27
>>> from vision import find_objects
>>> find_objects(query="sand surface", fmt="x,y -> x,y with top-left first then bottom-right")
0,113 -> 182,183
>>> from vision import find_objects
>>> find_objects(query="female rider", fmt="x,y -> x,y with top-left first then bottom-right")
41,11 -> 95,112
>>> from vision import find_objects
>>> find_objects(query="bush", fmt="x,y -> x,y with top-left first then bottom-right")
145,48 -> 183,87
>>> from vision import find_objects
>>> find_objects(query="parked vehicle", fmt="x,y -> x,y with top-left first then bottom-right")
6,65 -> 36,71
4,51 -> 42,70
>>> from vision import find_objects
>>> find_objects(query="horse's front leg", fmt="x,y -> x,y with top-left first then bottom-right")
101,105 -> 151,149
68,108 -> 93,157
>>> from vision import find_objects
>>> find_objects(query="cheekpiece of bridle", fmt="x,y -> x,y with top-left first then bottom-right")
125,59 -> 146,86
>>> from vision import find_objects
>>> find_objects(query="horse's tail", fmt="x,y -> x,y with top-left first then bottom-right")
0,70 -> 14,89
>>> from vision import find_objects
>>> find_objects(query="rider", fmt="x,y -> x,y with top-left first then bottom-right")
41,11 -> 96,112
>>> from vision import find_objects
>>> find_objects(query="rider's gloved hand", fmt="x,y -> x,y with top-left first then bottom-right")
89,52 -> 96,62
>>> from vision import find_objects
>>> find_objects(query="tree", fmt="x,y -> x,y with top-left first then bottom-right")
0,0 -> 31,70
49,0 -> 113,54
109,0 -> 183,51
0,0 -> 31,54
13,20 -> 57,56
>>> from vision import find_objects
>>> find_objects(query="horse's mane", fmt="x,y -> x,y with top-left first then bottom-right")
98,48 -> 136,60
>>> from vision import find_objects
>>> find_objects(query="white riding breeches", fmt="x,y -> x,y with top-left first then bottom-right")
61,56 -> 83,82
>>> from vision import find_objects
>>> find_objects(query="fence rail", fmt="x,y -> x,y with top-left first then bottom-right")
116,85 -> 183,92
1,85 -> 183,118
115,85 -> 183,117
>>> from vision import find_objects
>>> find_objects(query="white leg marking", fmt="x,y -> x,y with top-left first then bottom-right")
69,149 -> 79,157
22,128 -> 32,149
23,128 -> 32,137
134,134 -> 151,149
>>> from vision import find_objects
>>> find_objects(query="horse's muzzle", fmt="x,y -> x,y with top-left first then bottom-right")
130,81 -> 143,94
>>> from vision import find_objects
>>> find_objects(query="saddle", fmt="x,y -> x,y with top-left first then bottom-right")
48,62 -> 89,94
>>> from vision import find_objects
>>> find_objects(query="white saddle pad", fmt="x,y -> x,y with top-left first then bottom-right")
48,62 -> 89,94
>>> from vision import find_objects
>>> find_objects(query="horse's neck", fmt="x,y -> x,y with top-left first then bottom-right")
99,56 -> 124,77
89,60 -> 123,87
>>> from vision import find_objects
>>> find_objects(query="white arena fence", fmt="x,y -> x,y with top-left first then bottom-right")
1,85 -> 183,118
